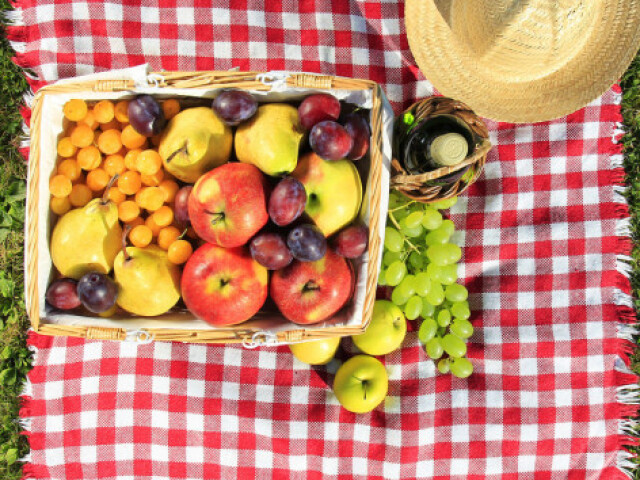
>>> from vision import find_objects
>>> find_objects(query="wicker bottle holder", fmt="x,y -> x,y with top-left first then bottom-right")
390,96 -> 491,203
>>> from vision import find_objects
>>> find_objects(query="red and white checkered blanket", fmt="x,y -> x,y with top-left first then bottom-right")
8,1 -> 638,479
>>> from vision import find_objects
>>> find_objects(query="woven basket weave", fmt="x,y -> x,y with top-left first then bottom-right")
390,96 -> 491,203
26,71 -> 388,346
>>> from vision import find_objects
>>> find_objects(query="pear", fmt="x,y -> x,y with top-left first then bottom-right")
114,244 -> 181,317
50,193 -> 122,280
158,107 -> 232,183
235,103 -> 304,176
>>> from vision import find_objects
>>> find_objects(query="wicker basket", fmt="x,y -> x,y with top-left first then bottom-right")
26,70 -> 391,346
390,96 -> 491,203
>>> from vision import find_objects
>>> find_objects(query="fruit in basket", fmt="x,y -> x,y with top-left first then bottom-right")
287,224 -> 327,262
174,186 -> 192,224
77,272 -> 118,313
270,248 -> 354,325
289,337 -> 340,365
51,192 -> 123,279
309,121 -> 353,161
45,278 -> 81,310
158,107 -> 232,183
298,93 -> 341,130
352,300 -> 406,356
114,244 -> 181,317
235,103 -> 303,176
332,224 -> 368,258
128,95 -> 166,137
268,176 -> 306,226
291,152 -> 362,236
188,163 -> 269,248
212,89 -> 258,126
249,232 -> 293,270
181,243 -> 268,326
343,113 -> 370,160
333,355 -> 388,413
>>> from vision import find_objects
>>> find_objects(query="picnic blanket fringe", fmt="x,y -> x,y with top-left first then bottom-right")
18,331 -> 44,479
610,86 -> 640,480
4,0 -> 36,162
3,2 -> 43,478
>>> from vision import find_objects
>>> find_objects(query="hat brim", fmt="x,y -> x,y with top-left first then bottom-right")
406,0 -> 640,123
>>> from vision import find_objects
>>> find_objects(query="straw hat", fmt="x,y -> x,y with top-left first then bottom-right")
405,0 -> 640,123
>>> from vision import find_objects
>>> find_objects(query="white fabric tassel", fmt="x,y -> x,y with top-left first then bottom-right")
617,324 -> 639,342
614,289 -> 634,309
2,8 -> 24,26
617,257 -> 633,277
616,217 -> 632,237
617,450 -> 636,478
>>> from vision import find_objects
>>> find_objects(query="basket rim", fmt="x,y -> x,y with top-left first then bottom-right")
26,70 -> 389,344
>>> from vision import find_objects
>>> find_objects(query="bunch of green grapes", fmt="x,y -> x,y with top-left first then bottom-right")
379,191 -> 474,378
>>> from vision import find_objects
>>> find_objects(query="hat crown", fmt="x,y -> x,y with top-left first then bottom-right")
437,0 -> 597,81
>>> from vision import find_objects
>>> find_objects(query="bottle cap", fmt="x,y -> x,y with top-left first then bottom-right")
430,133 -> 468,167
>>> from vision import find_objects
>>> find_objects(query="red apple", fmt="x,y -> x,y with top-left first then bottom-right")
188,163 -> 269,247
271,248 -> 354,325
182,243 -> 268,326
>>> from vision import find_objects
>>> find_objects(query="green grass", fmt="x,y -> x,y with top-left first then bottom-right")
621,51 -> 640,480
0,2 -> 638,478
0,1 -> 32,478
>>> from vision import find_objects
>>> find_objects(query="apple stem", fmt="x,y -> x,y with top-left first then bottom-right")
209,212 -> 225,225
362,380 -> 368,400
122,225 -> 132,262
302,280 -> 320,293
165,142 -> 188,164
102,174 -> 120,205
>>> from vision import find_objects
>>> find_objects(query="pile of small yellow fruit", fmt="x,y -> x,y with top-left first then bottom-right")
49,98 -> 193,265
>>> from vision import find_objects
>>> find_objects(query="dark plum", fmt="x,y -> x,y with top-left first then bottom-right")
46,278 -> 81,310
287,224 -> 327,262
268,177 -> 307,226
174,186 -> 193,224
343,113 -> 370,160
309,121 -> 353,161
212,89 -> 258,126
298,94 -> 341,130
77,272 -> 118,313
250,232 -> 293,270
128,95 -> 165,137
332,225 -> 368,258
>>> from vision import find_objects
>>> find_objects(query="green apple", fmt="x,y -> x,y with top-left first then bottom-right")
352,300 -> 407,355
333,355 -> 388,413
289,337 -> 341,365
291,151 -> 362,236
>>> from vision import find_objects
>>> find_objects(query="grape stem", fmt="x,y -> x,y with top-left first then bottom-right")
387,211 -> 419,253
388,200 -> 417,212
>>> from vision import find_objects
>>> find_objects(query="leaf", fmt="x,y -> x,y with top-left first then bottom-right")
6,448 -> 18,465
0,368 -> 16,386
0,277 -> 14,298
